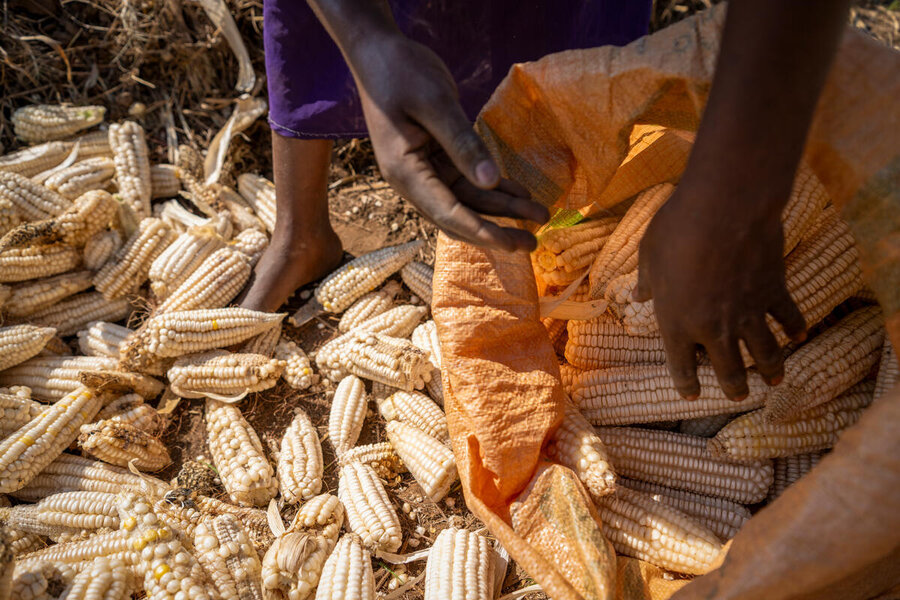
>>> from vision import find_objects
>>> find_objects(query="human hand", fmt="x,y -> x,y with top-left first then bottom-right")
350,35 -> 549,251
633,176 -> 807,400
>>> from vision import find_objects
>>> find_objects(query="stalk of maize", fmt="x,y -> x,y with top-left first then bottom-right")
149,164 -> 181,200
337,281 -> 401,333
55,556 -> 135,600
569,365 -> 768,426
236,174 -> 277,233
375,390 -> 448,444
400,261 -> 434,305
76,322 -> 133,358
78,420 -> 172,472
193,514 -> 264,600
0,172 -> 71,222
78,369 -> 165,401
95,394 -> 164,434
0,325 -> 58,371
10,453 -> 167,503
593,486 -> 723,575
565,313 -> 667,369
423,527 -> 497,600
336,332 -> 432,391
765,306 -> 883,422
337,442 -> 405,481
43,157 -> 115,200
533,217 -> 619,287
239,325 -> 281,358
261,493 -> 344,600
148,226 -> 226,300
12,105 -> 105,144
0,387 -> 103,493
274,339 -> 315,390
108,121 -> 152,219
314,534 -> 374,600
0,391 -> 45,440
588,183 -> 674,298
313,240 -> 423,313
617,478 -> 751,541
167,350 -> 284,401
328,375 -> 368,458
155,246 -> 251,313
874,337 -> 898,399
595,426 -> 774,503
93,217 -> 176,299
0,356 -> 118,402
338,461 -> 402,552
711,381 -> 874,462
4,271 -> 93,318
766,451 -> 824,502
82,230 -> 122,271
29,292 -> 131,338
678,413 -> 734,438
0,491 -> 119,541
0,244 -> 81,283
544,402 -> 617,498
206,399 -> 278,507
121,308 -> 284,375
780,163 -> 830,255
276,409 -> 324,504
230,228 -> 268,267
0,189 -> 117,251
385,420 -> 458,502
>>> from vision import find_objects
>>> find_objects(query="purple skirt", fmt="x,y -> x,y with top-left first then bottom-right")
263,1 -> 651,139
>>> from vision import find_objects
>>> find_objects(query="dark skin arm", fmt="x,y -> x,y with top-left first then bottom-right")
306,0 -> 549,252
635,0 -> 852,399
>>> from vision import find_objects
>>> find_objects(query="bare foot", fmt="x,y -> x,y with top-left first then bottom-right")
240,228 -> 343,312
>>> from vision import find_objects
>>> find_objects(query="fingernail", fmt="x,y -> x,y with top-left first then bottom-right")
769,375 -> 783,386
685,393 -> 699,402
475,160 -> 499,187
733,393 -> 748,402
792,331 -> 808,343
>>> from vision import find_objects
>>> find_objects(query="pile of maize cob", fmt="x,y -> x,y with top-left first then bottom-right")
0,104 -> 894,599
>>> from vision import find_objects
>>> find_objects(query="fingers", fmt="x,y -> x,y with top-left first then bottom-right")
740,316 -> 784,385
704,336 -> 750,400
769,287 -> 807,343
633,241 -> 653,302
659,328 -> 701,400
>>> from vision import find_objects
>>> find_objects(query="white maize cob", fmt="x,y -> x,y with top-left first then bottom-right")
0,172 -> 71,222
596,427 -> 774,503
0,356 -> 118,402
77,369 -> 165,401
274,340 -> 315,390
93,217 -> 176,299
193,514 -> 264,600
149,164 -> 181,200
108,121 -> 151,219
617,479 -> 751,541
328,375 -> 368,458
0,491 -> 119,541
230,228 -> 268,267
593,486 -> 723,575
167,350 -> 284,401
545,402 -> 616,498
14,531 -> 132,574
78,420 -> 172,472
0,196 -> 19,240
376,390 -> 448,444
313,240 -> 423,313
400,260 -> 433,305
43,157 -> 116,200
94,394 -> 164,434
766,452 -> 824,502
155,246 -> 251,313
386,420 -> 458,502
82,230 -> 122,271
0,141 -> 71,179
76,322 -> 133,358
315,534 -> 374,600
424,528 -> 497,600
0,387 -> 103,493
337,442 -> 405,481
262,493 -> 344,600
277,409 -> 323,504
337,332 -> 432,391
0,391 -> 45,441
0,285 -> 10,309
874,337 -> 898,400
780,163 -> 830,255
0,244 -> 81,283
0,325 -> 58,371
55,556 -> 135,600
565,313 -> 667,369
206,399 -> 278,507
337,281 -> 401,333
4,271 -> 93,318
410,319 -> 442,368
29,292 -> 132,338
0,189 -> 117,250
147,225 -> 226,300
11,560 -> 78,600
236,174 -> 277,233
239,325 -> 281,358
532,217 -> 620,287
338,461 -> 402,552
12,105 -> 105,143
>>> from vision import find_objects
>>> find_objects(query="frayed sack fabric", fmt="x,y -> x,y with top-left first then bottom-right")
431,4 -> 900,600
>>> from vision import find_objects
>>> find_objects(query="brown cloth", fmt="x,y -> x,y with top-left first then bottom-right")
432,4 -> 900,599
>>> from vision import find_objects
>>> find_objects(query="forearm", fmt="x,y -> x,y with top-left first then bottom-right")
306,0 -> 402,76
685,0 -> 851,219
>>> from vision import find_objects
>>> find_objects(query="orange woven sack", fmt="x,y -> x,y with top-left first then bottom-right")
432,5 -> 900,599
